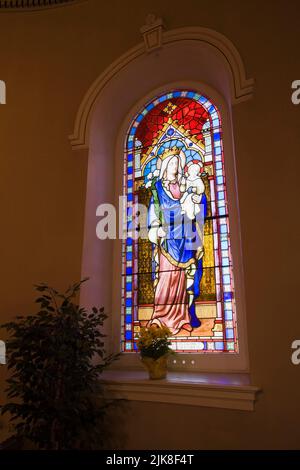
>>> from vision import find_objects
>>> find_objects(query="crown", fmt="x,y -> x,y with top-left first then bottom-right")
160,146 -> 181,161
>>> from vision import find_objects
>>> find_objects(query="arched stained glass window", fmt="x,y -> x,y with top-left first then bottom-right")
122,90 -> 238,353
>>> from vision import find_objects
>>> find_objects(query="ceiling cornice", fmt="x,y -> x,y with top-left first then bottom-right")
0,0 -> 85,11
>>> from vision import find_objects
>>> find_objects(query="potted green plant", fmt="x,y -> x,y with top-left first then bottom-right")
0,279 -> 118,450
136,325 -> 173,379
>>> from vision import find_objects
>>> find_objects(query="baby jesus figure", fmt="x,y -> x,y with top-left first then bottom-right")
180,161 -> 205,220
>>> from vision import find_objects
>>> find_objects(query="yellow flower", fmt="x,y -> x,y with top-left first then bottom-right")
136,324 -> 172,351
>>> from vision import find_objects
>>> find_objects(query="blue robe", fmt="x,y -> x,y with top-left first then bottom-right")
148,179 -> 207,328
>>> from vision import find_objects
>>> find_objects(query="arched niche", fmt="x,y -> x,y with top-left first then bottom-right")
73,27 -> 253,371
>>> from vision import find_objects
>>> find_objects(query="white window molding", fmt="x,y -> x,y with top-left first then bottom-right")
101,370 -> 260,411
0,80 -> 6,105
74,27 -> 254,374
0,340 -> 6,364
140,14 -> 164,52
109,81 -> 249,372
69,26 -> 254,151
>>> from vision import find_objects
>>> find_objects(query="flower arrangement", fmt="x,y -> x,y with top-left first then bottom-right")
136,325 -> 172,360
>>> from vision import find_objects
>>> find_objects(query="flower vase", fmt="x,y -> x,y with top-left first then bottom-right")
141,354 -> 168,380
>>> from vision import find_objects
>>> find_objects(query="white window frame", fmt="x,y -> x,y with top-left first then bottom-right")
110,81 -> 249,373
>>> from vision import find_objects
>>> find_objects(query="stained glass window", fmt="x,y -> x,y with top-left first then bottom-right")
122,90 -> 238,353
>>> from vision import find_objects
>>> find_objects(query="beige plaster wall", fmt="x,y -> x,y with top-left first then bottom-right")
0,0 -> 299,448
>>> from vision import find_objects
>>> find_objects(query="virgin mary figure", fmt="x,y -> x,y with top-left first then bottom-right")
147,147 -> 207,335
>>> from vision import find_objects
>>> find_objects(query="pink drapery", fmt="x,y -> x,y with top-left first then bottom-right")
149,252 -> 190,334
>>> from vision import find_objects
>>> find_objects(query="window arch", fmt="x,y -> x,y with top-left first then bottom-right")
122,90 -> 238,354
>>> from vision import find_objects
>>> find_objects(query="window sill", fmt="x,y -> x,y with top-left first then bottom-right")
101,370 -> 261,411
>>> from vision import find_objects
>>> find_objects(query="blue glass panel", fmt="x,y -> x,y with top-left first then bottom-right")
221,240 -> 228,250
126,267 -> 132,275
128,167 -> 133,175
128,194 -> 133,202
158,94 -> 168,103
126,252 -> 132,261
218,191 -> 225,200
125,298 -> 132,307
146,103 -> 154,112
224,292 -> 233,301
226,329 -> 234,339
126,283 -> 132,291
208,105 -> 215,113
225,311 -> 233,320
173,91 -> 181,98
125,331 -> 132,340
127,180 -> 133,188
199,96 -> 207,104
187,91 -> 195,99
125,315 -> 132,323
215,342 -> 224,350
127,141 -> 133,150
136,114 -> 143,123
167,128 -> 175,136
127,238 -> 133,245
